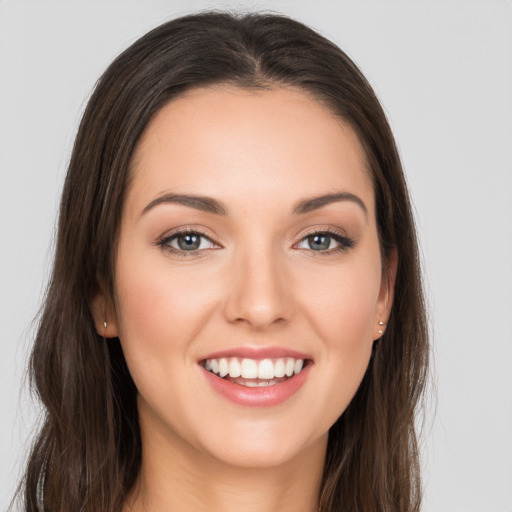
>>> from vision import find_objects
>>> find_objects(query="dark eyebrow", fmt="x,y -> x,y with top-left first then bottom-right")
292,192 -> 367,217
141,191 -> 367,218
141,193 -> 228,216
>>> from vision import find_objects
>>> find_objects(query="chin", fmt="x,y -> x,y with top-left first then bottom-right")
196,421 -> 325,470
210,443 -> 308,470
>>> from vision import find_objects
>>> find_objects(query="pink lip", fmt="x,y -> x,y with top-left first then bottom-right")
200,346 -> 312,361
200,363 -> 312,407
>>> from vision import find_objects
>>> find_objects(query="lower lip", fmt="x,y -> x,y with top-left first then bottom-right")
200,364 -> 312,407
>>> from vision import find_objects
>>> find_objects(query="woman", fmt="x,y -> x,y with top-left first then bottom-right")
22,11 -> 428,512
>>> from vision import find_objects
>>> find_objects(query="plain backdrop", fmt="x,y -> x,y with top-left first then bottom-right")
1,1 -> 511,510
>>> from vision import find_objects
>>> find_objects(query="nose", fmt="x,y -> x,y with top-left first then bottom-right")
222,243 -> 293,330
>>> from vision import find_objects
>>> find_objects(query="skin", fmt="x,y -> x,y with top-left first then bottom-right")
93,86 -> 396,512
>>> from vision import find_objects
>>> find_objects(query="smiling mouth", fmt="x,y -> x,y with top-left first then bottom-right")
201,357 -> 310,387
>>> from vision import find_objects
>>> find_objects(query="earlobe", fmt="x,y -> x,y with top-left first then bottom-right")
90,291 -> 119,338
374,247 -> 398,340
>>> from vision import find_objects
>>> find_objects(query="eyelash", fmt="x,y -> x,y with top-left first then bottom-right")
156,228 -> 355,257
156,229 -> 218,257
298,229 -> 355,255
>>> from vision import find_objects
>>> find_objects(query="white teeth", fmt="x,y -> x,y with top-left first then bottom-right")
294,359 -> 304,374
285,358 -> 295,377
257,359 -> 274,379
233,379 -> 278,388
274,359 -> 285,378
241,358 -> 258,379
228,358 -> 241,378
219,358 -> 229,378
204,356 -> 307,380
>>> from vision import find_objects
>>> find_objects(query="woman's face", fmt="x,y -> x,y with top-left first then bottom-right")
100,86 -> 394,469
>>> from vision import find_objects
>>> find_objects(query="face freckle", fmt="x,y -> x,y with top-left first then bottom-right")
110,85 -> 393,471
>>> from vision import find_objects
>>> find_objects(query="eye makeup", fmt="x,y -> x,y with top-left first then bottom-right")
156,226 -> 356,258
294,228 -> 355,255
156,229 -> 219,257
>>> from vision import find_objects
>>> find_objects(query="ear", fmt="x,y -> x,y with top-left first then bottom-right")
373,247 -> 398,340
90,286 -> 119,338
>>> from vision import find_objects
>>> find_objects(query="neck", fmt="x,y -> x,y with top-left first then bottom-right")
124,422 -> 327,512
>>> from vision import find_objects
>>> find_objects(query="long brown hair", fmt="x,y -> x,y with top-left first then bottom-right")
20,11 -> 429,512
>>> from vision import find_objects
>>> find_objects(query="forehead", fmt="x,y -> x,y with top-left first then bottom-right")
127,86 -> 374,219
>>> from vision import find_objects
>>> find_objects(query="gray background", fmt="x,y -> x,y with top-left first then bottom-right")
1,1 -> 511,510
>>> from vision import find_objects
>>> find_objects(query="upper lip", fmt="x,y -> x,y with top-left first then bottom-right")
200,346 -> 313,361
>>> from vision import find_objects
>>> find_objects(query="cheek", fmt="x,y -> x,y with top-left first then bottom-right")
294,257 -> 381,414
112,249 -> 223,431
298,260 -> 381,348
115,254 -> 217,354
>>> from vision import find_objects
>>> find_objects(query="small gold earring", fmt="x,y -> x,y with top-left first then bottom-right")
104,321 -> 108,329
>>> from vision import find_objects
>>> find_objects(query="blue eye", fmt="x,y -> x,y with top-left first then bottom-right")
158,230 -> 217,255
157,228 -> 354,257
296,231 -> 354,253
